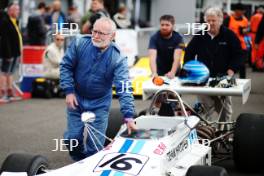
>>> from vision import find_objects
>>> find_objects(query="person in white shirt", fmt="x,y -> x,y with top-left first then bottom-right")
43,34 -> 64,79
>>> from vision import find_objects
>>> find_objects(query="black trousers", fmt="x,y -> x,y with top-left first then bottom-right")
239,50 -> 248,79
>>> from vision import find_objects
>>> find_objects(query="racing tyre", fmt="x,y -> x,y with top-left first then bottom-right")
105,108 -> 138,146
105,108 -> 124,146
233,113 -> 264,172
0,153 -> 49,176
138,109 -> 147,116
186,165 -> 229,176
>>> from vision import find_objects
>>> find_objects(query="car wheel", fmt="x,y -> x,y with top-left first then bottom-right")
186,165 -> 229,176
105,108 -> 138,146
0,153 -> 49,176
105,108 -> 124,146
138,109 -> 147,116
233,113 -> 264,171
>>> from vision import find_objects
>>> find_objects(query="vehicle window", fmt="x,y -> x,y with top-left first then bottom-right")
120,129 -> 166,139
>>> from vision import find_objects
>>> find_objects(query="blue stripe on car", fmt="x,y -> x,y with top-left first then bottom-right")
118,139 -> 134,153
131,140 -> 146,153
100,170 -> 111,176
100,139 -> 146,176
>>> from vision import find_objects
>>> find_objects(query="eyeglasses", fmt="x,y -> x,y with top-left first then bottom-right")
56,38 -> 64,41
92,29 -> 111,36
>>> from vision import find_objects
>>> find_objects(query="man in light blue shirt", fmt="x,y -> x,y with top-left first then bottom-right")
60,17 -> 137,161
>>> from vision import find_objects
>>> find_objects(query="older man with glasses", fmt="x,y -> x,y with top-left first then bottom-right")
42,34 -> 64,79
60,17 -> 137,161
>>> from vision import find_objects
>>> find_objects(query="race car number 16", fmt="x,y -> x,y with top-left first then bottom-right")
94,153 -> 149,175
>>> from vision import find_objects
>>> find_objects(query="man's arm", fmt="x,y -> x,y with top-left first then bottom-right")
1,17 -> 12,58
60,39 -> 77,94
184,36 -> 198,63
45,48 -> 60,67
113,56 -> 137,133
228,31 -> 243,74
166,49 -> 182,79
114,57 -> 136,118
60,38 -> 78,109
149,49 -> 158,77
148,34 -> 159,77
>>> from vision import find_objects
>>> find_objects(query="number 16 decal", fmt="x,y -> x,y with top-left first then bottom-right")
94,153 -> 149,175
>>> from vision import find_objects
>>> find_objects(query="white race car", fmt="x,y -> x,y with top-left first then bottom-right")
1,89 -> 263,176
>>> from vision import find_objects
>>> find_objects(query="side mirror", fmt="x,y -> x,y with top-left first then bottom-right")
185,116 -> 200,129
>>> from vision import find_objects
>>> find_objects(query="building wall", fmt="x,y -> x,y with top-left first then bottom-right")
201,0 -> 264,20
203,0 -> 264,13
150,0 -> 196,26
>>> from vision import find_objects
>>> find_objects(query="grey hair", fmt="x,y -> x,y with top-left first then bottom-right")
95,17 -> 117,33
204,7 -> 224,24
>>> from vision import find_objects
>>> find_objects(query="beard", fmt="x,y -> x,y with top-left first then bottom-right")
56,43 -> 64,49
92,38 -> 110,48
160,29 -> 173,38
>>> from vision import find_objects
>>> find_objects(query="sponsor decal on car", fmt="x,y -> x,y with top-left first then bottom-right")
96,139 -> 148,176
153,142 -> 167,155
188,129 -> 198,144
94,153 -> 149,176
166,139 -> 189,162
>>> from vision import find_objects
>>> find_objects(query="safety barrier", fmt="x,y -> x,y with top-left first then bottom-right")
20,46 -> 46,97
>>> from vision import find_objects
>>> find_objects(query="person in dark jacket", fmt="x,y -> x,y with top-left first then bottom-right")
0,2 -> 22,100
148,15 -> 184,79
184,7 -> 243,122
46,0 -> 67,32
27,2 -> 47,45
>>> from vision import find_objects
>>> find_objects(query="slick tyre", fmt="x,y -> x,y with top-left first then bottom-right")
186,165 -> 229,176
233,113 -> 264,172
0,153 -> 49,176
105,108 -> 123,146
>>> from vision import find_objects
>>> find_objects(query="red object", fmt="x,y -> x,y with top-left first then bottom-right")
228,15 -> 249,50
22,92 -> 32,99
22,46 -> 46,64
152,76 -> 164,86
255,40 -> 264,70
250,13 -> 263,64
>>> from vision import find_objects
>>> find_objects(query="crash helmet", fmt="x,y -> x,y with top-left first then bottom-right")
179,60 -> 210,85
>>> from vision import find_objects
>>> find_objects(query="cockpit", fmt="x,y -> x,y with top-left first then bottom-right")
119,115 -> 187,139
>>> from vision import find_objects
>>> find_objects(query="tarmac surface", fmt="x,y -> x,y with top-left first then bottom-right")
0,68 -> 264,175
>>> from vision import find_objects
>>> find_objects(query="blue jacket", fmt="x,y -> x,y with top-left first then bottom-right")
60,35 -> 135,118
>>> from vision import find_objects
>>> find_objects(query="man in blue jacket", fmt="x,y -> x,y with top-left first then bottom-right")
60,17 -> 137,161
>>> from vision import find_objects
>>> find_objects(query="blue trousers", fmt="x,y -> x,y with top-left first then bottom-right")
64,97 -> 109,161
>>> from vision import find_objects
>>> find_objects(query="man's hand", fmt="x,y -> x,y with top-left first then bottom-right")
151,72 -> 158,78
125,118 -> 137,135
165,71 -> 175,79
66,93 -> 78,109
